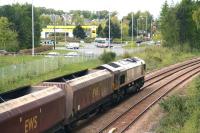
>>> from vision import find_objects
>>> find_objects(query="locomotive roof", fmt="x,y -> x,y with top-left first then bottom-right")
66,69 -> 112,90
0,86 -> 63,115
101,57 -> 145,73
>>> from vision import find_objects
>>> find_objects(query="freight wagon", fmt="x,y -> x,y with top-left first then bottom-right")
0,57 -> 146,132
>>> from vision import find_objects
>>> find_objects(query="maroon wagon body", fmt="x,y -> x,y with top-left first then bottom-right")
0,86 -> 66,133
42,69 -> 113,123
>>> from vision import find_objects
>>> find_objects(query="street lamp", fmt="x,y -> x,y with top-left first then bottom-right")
139,16 -> 148,36
121,18 -> 123,44
32,0 -> 34,56
62,14 -> 67,44
108,11 -> 111,48
131,13 -> 134,43
137,19 -> 140,38
53,14 -> 56,50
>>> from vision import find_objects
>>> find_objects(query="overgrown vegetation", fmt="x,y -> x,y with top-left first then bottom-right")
133,46 -> 197,71
99,51 -> 116,63
1,46 -> 198,93
157,76 -> 200,133
160,0 -> 200,51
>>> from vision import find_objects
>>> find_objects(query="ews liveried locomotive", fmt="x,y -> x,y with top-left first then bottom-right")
0,58 -> 145,133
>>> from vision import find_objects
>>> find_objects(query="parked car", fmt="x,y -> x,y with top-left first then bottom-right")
95,38 -> 110,48
66,43 -> 80,49
0,50 -> 7,55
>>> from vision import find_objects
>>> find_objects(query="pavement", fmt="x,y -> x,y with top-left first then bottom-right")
56,43 -> 145,56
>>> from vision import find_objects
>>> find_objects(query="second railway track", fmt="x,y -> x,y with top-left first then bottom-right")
73,58 -> 200,133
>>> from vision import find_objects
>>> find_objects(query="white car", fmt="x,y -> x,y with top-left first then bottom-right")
66,43 -> 80,49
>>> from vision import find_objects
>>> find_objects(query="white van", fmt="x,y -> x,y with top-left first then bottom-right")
66,43 -> 80,49
94,38 -> 110,48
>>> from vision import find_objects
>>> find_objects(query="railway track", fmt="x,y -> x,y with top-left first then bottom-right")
74,58 -> 200,133
99,61 -> 200,133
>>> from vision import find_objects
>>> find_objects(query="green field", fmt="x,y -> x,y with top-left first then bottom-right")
0,49 -> 76,68
0,46 -> 199,93
0,59 -> 101,92
0,55 -> 43,68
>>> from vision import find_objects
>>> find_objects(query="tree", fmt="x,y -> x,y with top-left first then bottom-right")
73,25 -> 86,39
97,24 -> 104,37
192,7 -> 200,29
0,17 -> 18,51
104,20 -> 121,39
125,11 -> 153,37
0,4 -> 41,49
39,15 -> 51,28
159,0 -> 200,50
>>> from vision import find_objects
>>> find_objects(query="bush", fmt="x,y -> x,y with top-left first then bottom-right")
84,37 -> 95,43
99,51 -> 116,63
123,52 -> 132,58
19,45 -> 53,54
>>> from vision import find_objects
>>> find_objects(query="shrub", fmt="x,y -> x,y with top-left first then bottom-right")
84,37 -> 94,43
99,51 -> 116,63
19,45 -> 53,54
123,52 -> 132,58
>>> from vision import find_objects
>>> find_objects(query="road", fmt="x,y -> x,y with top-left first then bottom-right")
56,43 -> 145,56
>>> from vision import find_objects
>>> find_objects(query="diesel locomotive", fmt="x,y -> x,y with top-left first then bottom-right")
0,57 -> 146,133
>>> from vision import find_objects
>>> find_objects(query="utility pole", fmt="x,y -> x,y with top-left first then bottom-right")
64,14 -> 67,44
53,14 -> 56,50
137,19 -> 138,38
146,16 -> 148,37
131,13 -> 134,43
150,19 -> 152,38
32,0 -> 34,56
121,18 -> 123,44
109,11 -> 111,48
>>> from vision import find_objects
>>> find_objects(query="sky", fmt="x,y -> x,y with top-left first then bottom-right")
0,0 -> 181,18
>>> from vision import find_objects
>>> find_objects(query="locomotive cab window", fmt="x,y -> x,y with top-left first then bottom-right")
120,75 -> 125,85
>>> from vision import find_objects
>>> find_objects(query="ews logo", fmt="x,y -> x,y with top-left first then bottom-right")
24,115 -> 38,133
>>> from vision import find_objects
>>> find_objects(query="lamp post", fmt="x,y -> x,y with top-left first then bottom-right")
137,19 -> 139,38
63,14 -> 67,44
32,0 -> 34,56
139,16 -> 148,37
121,18 -> 123,44
131,13 -> 134,43
53,14 -> 56,50
145,16 -> 148,37
108,11 -> 111,48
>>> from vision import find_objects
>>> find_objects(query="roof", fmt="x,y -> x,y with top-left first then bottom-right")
101,57 -> 145,73
66,69 -> 112,90
0,86 -> 63,114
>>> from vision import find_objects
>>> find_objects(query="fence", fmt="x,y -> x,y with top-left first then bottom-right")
0,47 -> 146,90
0,54 -> 98,88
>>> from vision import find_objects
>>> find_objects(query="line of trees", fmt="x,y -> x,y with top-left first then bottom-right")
0,4 -> 41,51
0,3 -> 155,51
160,0 -> 200,51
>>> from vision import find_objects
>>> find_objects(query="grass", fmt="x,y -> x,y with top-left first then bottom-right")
0,59 -> 101,92
0,55 -> 43,68
131,46 -> 198,72
156,76 -> 200,133
123,42 -> 137,49
1,46 -> 199,93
